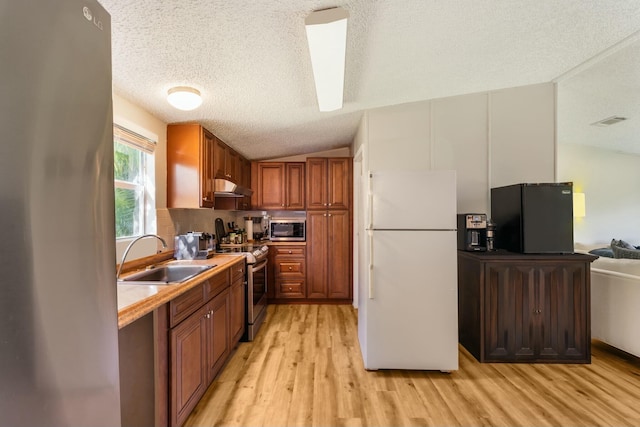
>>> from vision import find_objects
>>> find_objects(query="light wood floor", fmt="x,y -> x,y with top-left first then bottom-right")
185,304 -> 640,427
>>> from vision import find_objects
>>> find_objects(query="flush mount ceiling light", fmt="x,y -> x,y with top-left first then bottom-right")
305,7 -> 349,112
167,86 -> 202,111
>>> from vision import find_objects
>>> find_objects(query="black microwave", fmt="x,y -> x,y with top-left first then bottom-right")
269,219 -> 306,241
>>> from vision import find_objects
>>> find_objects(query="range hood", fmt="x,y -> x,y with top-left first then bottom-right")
214,178 -> 253,198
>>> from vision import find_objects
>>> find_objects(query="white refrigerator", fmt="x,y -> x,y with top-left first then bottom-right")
358,170 -> 459,371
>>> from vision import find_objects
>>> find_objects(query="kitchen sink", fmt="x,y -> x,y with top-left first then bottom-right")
118,264 -> 215,285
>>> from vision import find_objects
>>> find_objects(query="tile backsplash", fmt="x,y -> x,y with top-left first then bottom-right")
156,208 -> 236,251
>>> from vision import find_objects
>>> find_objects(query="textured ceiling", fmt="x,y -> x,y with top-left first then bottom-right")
98,0 -> 640,160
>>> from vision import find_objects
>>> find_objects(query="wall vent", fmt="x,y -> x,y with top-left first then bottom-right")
591,116 -> 628,127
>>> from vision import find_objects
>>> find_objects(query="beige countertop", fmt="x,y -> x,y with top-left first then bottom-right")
117,255 -> 244,329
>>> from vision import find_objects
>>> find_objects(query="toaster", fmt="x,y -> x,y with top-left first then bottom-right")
174,232 -> 215,260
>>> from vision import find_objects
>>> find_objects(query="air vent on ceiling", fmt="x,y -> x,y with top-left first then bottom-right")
591,116 -> 628,127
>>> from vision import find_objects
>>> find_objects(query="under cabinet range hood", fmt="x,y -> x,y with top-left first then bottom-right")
214,178 -> 253,198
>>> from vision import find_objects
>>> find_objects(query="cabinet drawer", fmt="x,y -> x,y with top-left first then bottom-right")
230,260 -> 245,283
277,261 -> 304,275
277,280 -> 305,298
273,247 -> 306,257
204,269 -> 229,301
169,284 -> 205,327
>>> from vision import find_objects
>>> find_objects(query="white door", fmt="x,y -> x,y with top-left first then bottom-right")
363,229 -> 458,371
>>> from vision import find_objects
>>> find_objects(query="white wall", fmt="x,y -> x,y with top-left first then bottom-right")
558,143 -> 640,245
113,93 -> 168,261
359,82 -> 556,215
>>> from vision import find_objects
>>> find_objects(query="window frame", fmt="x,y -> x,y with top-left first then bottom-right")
113,124 -> 157,240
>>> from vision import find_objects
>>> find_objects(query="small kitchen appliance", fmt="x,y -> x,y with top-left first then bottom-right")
491,182 -> 574,253
174,232 -> 215,260
269,218 -> 306,241
457,214 -> 488,251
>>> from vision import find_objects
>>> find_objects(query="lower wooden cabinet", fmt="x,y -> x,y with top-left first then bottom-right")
458,250 -> 596,363
205,289 -> 230,383
273,246 -> 306,299
170,305 -> 208,427
167,260 -> 244,426
229,275 -> 245,345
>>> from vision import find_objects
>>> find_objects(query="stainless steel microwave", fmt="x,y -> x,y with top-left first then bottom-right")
269,219 -> 306,241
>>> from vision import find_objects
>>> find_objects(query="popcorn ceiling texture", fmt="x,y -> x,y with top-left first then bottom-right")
99,0 -> 640,159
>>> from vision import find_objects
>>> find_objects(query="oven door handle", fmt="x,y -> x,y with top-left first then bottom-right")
251,259 -> 268,293
251,260 -> 267,273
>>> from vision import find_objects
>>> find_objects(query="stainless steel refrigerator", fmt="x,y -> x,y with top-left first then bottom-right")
359,170 -> 459,371
0,1 -> 121,425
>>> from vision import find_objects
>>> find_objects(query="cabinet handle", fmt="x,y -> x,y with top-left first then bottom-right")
328,203 -> 332,206
323,213 -> 327,217
288,250 -> 292,254
328,214 -> 332,217
323,203 -> 327,206
288,266 -> 292,270
281,204 -> 285,207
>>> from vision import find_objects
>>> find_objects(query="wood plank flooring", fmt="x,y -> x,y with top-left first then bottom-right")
184,304 -> 640,427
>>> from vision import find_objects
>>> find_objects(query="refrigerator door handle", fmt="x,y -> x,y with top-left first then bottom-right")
368,230 -> 374,299
368,193 -> 373,230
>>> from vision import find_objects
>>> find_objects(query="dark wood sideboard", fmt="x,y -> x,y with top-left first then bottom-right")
457,250 -> 597,363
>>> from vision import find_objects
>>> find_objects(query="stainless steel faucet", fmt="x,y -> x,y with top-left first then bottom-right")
116,234 -> 168,281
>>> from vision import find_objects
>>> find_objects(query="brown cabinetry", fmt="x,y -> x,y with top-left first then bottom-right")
253,162 -> 305,210
167,124 -> 215,208
229,262 -> 246,344
168,260 -> 244,426
306,157 -> 351,210
214,138 -> 241,182
458,251 -> 596,363
306,210 -> 351,300
168,123 -> 252,210
272,246 -> 306,299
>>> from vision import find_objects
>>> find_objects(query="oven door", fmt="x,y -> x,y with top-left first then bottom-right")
248,259 -> 267,324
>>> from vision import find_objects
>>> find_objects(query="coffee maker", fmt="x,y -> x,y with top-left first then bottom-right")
457,214 -> 487,251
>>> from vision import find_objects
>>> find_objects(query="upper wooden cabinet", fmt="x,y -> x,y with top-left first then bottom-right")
306,157 -> 351,210
253,162 -> 305,210
213,138 -> 241,183
167,124 -> 215,208
168,123 -> 251,209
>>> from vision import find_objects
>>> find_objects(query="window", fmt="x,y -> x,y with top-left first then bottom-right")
113,124 -> 156,239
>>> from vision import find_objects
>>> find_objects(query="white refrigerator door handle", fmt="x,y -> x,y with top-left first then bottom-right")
368,230 -> 374,299
368,193 -> 373,230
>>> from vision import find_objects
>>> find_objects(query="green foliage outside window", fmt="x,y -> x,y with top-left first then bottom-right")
114,141 -> 143,238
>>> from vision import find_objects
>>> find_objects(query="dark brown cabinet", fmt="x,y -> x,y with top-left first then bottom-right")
167,124 -> 215,208
306,157 -> 351,210
458,251 -> 596,363
306,210 -> 351,300
253,162 -> 305,210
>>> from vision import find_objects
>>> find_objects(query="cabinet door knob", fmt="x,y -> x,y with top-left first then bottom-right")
328,203 -> 332,206
323,203 -> 327,206
288,250 -> 292,254
288,266 -> 292,270
328,214 -> 332,217
282,204 -> 285,207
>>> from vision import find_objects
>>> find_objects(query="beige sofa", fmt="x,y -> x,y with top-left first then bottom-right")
575,243 -> 640,357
